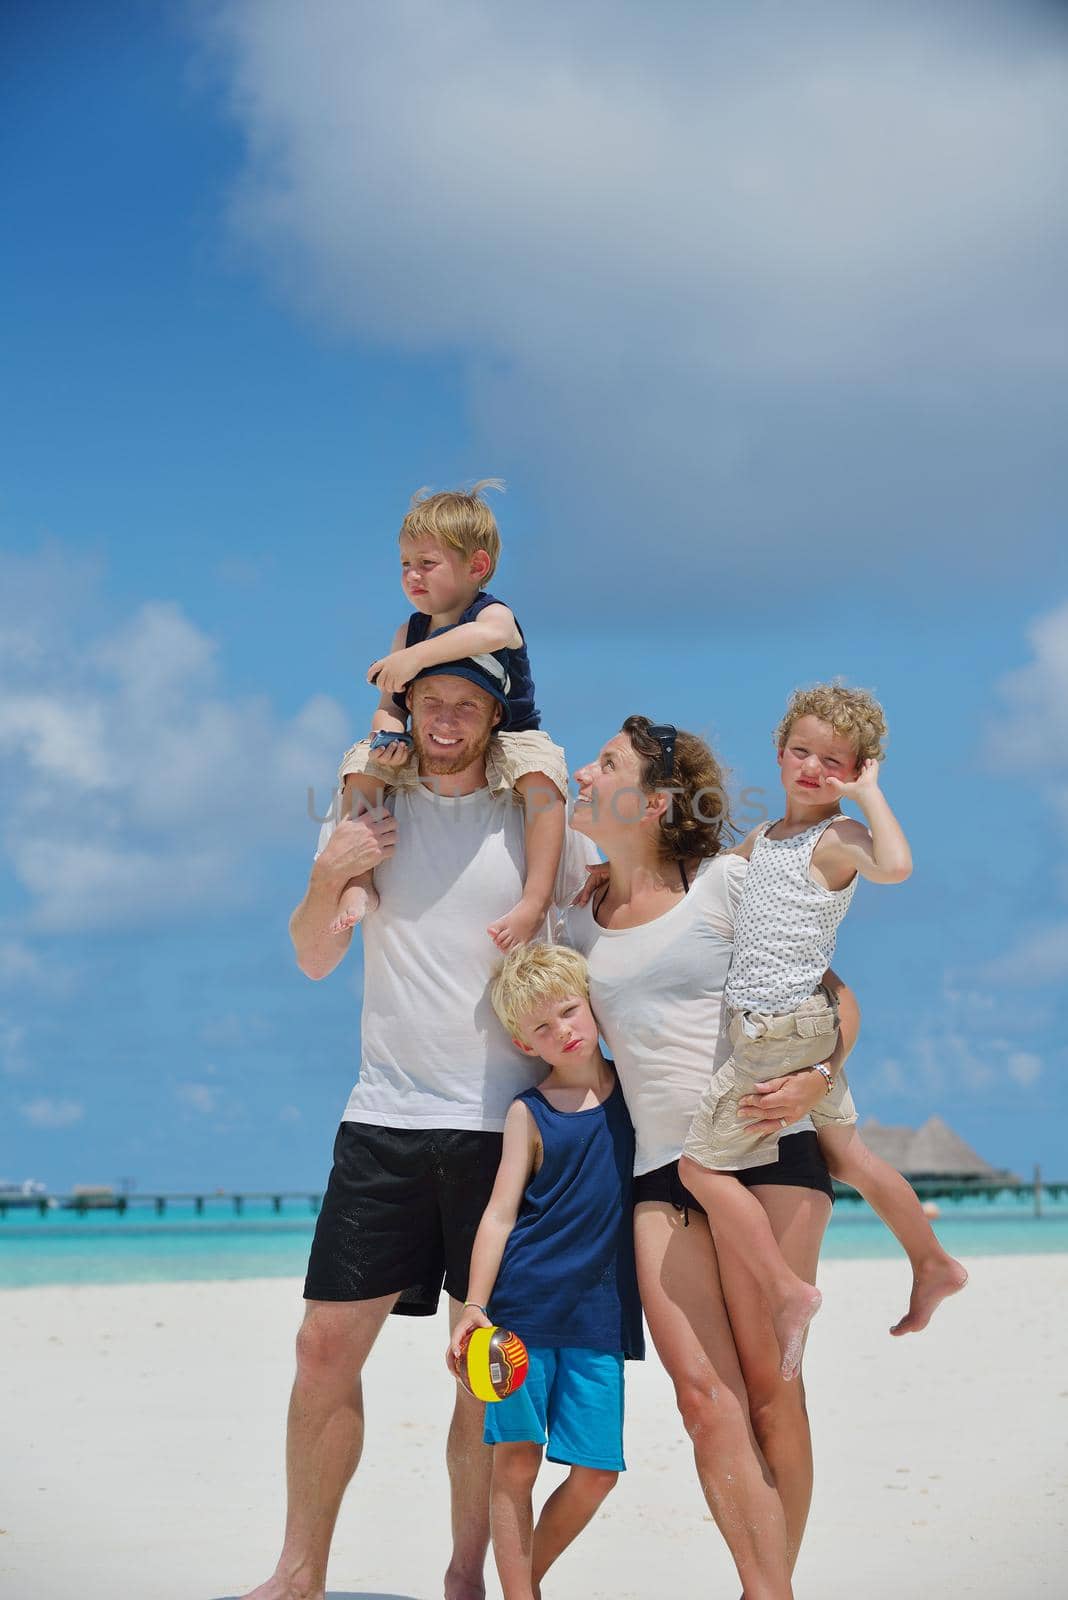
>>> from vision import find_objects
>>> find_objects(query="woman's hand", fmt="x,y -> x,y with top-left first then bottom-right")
446,1304 -> 492,1375
571,862 -> 609,907
737,1068 -> 830,1137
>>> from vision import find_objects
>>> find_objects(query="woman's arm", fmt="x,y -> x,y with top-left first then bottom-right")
736,968 -> 860,1136
446,1101 -> 537,1367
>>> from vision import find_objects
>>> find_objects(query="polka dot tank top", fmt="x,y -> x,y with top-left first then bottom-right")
725,815 -> 856,1015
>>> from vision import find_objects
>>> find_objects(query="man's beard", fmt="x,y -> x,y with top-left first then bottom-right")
412,724 -> 494,776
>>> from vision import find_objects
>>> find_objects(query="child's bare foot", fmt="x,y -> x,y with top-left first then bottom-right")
890,1255 -> 968,1336
773,1281 -> 822,1380
329,882 -> 379,934
487,898 -> 548,952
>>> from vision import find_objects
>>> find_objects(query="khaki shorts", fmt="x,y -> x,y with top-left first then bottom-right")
337,728 -> 569,804
682,985 -> 858,1173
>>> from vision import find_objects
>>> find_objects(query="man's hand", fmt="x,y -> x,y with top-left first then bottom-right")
367,645 -> 425,695
318,810 -> 398,881
737,1069 -> 829,1137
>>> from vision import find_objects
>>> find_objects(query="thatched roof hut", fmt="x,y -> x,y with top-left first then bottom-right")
859,1115 -> 1016,1184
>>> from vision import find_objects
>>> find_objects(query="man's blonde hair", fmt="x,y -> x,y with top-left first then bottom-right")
399,480 -> 504,580
490,942 -> 591,1041
775,682 -> 888,765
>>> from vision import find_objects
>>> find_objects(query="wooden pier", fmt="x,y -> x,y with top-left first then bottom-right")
1,1174 -> 1065,1220
0,1191 -> 323,1219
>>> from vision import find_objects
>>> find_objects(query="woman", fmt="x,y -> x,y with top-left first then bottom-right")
558,716 -> 858,1600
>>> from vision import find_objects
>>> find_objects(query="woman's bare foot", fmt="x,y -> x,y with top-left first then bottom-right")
890,1255 -> 968,1336
329,882 -> 379,934
773,1281 -> 822,1380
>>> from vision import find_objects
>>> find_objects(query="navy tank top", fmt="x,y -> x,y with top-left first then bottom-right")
394,590 -> 540,732
488,1077 -> 645,1359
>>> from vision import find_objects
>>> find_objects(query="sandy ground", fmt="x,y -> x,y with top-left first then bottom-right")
2,1255 -> 1065,1599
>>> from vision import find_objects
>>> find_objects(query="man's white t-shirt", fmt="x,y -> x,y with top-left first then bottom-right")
558,852 -> 813,1176
317,781 -> 598,1133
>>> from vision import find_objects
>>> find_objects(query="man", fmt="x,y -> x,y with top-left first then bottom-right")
244,660 -> 593,1600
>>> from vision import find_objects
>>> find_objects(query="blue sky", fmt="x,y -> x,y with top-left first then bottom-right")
2,0 -> 1066,1192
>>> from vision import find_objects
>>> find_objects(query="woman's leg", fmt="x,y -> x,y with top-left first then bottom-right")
716,1184 -> 831,1574
678,1156 -> 822,1379
635,1201 -> 794,1600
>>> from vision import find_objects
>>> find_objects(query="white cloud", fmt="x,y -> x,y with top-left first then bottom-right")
0,550 -> 350,930
985,923 -> 1068,989
21,1098 -> 84,1129
1007,1051 -> 1042,1088
279,1104 -> 302,1124
0,1014 -> 28,1076
985,602 -> 1068,772
197,0 -> 1068,596
983,604 -> 1068,990
176,1082 -> 220,1115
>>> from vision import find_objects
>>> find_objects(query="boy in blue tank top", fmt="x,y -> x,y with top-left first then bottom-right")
679,684 -> 967,1379
330,481 -> 569,950
447,943 -> 643,1600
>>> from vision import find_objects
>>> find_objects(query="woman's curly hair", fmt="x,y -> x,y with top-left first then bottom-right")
622,715 -> 734,865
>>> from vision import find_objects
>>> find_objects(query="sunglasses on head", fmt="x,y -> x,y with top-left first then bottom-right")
646,723 -> 678,780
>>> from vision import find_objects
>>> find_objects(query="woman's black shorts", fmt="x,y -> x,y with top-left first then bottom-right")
304,1121 -> 504,1315
633,1131 -> 834,1218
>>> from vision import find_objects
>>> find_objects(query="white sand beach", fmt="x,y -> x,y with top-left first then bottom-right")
2,1255 -> 1064,1600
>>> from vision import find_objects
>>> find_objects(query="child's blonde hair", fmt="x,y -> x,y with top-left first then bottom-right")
491,942 -> 591,1041
775,682 -> 888,764
399,480 -> 504,580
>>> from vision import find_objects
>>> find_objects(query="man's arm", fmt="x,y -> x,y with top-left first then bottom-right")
290,811 -> 397,980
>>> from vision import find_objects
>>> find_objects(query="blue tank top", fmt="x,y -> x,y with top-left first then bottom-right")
394,590 -> 540,732
488,1077 -> 645,1359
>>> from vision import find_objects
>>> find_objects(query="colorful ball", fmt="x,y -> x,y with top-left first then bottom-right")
458,1326 -> 529,1402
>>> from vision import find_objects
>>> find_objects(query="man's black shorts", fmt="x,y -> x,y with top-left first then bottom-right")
633,1131 -> 835,1217
304,1122 -> 504,1316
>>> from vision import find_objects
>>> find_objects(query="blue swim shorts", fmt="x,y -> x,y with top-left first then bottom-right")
482,1346 -> 625,1471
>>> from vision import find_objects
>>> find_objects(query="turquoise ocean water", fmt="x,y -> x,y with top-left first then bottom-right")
1,1190 -> 1065,1289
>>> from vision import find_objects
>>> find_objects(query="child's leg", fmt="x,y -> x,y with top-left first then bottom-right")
817,1125 -> 968,1334
328,773 -> 383,932
490,1441 -> 543,1600
530,1466 -> 618,1596
678,1155 -> 821,1380
487,774 -> 566,951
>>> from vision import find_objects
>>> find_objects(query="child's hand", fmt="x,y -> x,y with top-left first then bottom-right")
825,757 -> 882,803
367,647 -> 422,695
446,1305 -> 493,1375
571,862 -> 609,908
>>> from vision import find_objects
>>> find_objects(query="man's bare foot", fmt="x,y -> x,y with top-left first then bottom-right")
890,1255 -> 968,1336
443,1561 -> 487,1600
773,1281 -> 822,1380
241,1572 -> 324,1600
329,882 -> 379,934
487,897 -> 548,952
